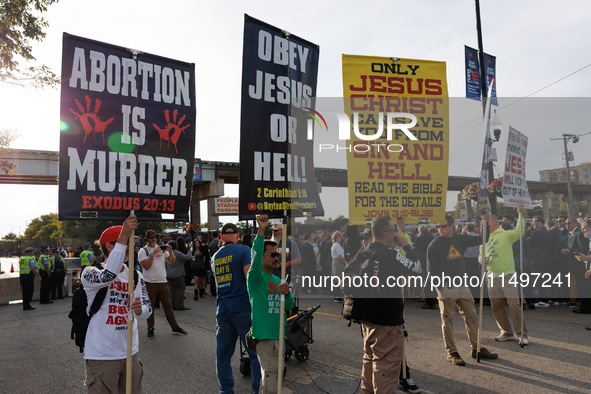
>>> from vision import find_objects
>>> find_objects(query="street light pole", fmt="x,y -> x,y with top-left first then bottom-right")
475,0 -> 487,116
475,0 -> 497,215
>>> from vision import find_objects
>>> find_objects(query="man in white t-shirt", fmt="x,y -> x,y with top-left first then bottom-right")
82,215 -> 152,393
139,230 -> 187,339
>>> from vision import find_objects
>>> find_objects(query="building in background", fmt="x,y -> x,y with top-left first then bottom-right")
539,162 -> 591,185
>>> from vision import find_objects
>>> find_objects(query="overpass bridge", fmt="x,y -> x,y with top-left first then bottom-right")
2,149 -> 589,225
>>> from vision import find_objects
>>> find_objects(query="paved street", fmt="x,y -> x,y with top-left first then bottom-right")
1,284 -> 591,394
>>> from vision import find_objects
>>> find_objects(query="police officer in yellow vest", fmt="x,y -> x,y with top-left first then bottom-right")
50,248 -> 67,300
38,246 -> 53,304
80,242 -> 96,271
19,247 -> 42,310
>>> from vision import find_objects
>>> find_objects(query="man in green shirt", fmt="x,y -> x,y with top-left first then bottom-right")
479,206 -> 529,344
248,214 -> 294,394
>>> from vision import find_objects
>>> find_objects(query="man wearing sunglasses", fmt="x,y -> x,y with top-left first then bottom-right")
344,214 -> 422,394
427,214 -> 497,366
212,222 -> 261,394
248,214 -> 294,393
139,230 -> 187,339
270,223 -> 301,284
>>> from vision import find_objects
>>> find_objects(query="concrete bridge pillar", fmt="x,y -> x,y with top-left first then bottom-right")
194,179 -> 224,232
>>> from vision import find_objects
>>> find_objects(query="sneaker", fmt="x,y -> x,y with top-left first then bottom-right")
172,326 -> 187,335
147,328 -> 155,339
547,300 -> 559,306
471,347 -> 498,359
567,302 -> 577,308
495,334 -> 516,342
399,378 -> 420,393
447,352 -> 465,366
518,337 -> 529,345
534,301 -> 549,308
334,297 -> 344,303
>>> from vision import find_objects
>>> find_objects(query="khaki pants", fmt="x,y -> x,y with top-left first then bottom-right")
256,339 -> 280,394
146,282 -> 178,330
361,322 -> 404,394
438,286 -> 478,354
487,276 -> 528,338
85,353 -> 143,393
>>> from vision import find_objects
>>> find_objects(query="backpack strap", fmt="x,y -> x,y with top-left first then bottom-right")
89,286 -> 108,317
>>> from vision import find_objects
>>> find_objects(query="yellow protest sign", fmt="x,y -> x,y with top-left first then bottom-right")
342,54 -> 449,224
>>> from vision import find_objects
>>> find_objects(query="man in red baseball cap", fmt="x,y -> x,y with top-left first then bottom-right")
80,215 -> 152,393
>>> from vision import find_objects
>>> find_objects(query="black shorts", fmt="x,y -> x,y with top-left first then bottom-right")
192,267 -> 207,278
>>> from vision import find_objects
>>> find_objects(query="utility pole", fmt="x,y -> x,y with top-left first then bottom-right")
551,132 -> 591,217
563,135 -> 574,217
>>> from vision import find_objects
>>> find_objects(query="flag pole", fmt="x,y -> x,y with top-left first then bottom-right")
518,208 -> 525,348
402,296 -> 407,380
126,210 -> 135,394
277,211 -> 288,393
475,81 -> 494,362
476,211 -> 487,362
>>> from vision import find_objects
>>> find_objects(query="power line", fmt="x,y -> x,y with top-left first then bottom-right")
452,62 -> 591,132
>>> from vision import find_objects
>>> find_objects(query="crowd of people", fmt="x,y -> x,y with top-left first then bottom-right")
275,210 -> 591,392
14,210 -> 591,393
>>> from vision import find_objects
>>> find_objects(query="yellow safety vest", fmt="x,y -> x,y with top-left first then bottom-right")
19,256 -> 36,275
80,250 -> 90,267
50,255 -> 66,272
38,254 -> 49,271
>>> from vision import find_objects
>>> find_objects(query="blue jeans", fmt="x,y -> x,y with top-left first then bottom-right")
216,311 -> 261,394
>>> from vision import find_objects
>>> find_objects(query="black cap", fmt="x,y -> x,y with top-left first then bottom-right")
221,223 -> 238,235
24,247 -> 34,253
84,242 -> 92,249
41,246 -> 50,252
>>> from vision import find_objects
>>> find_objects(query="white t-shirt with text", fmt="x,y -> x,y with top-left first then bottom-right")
82,242 -> 152,360
138,245 -> 170,283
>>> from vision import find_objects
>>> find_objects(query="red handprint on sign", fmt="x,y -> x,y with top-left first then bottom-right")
152,109 -> 190,154
68,95 -> 114,145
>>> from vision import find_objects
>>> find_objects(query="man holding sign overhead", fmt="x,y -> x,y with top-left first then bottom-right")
82,215 -> 152,393
248,214 -> 293,394
479,207 -> 529,345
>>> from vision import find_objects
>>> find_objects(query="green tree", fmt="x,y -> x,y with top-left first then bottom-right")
0,0 -> 60,88
0,127 -> 19,174
24,213 -> 172,241
3,231 -> 17,239
23,212 -> 58,239
495,201 -> 518,219
453,200 -> 465,219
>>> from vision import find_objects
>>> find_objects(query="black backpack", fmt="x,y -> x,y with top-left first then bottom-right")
69,269 -> 139,353
342,248 -> 385,326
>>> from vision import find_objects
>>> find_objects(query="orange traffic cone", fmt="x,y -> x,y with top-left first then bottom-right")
10,263 -> 14,273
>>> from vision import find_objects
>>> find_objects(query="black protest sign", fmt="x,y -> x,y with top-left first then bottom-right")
238,15 -> 324,220
59,33 -> 196,221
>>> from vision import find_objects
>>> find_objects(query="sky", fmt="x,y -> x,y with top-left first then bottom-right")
1,0 -> 591,236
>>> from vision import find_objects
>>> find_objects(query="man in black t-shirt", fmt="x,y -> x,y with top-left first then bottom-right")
355,215 -> 422,393
427,214 -> 498,366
